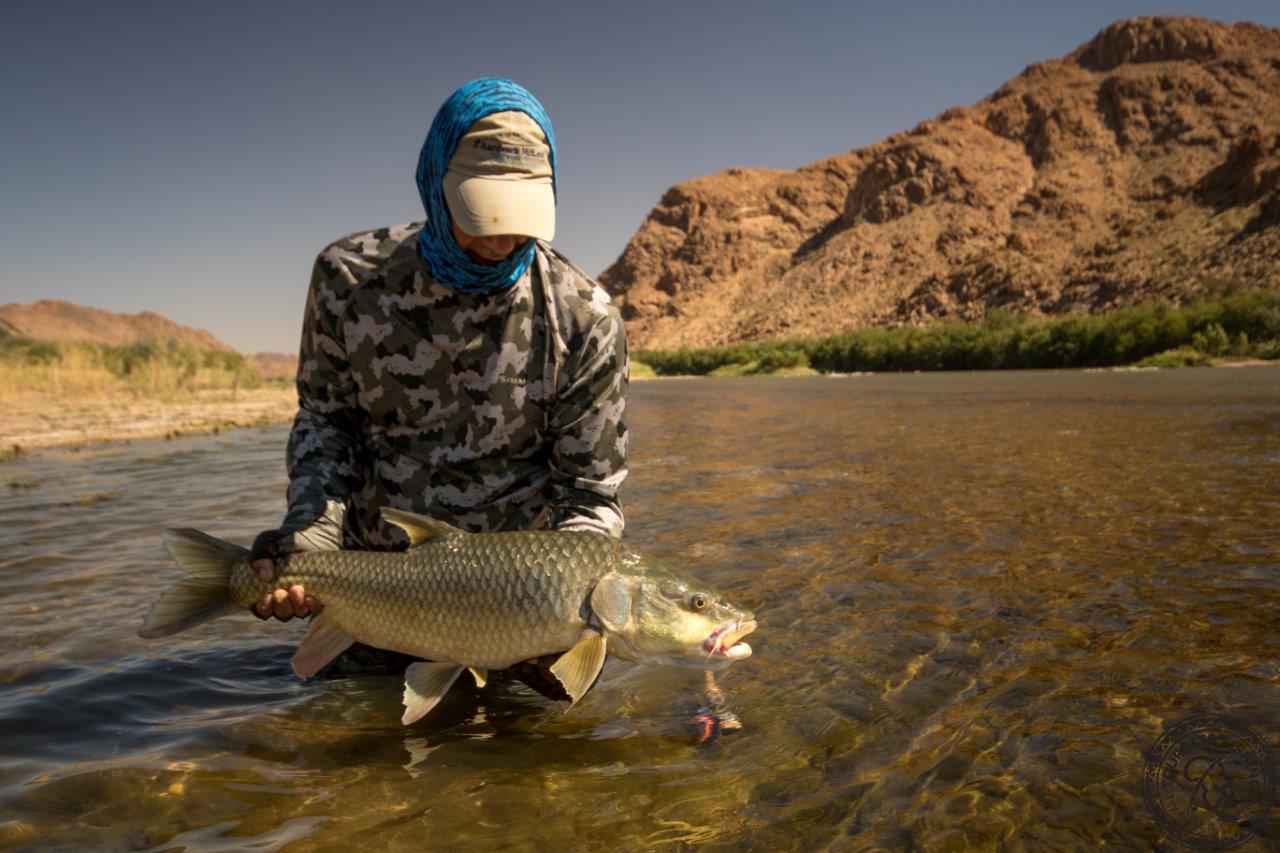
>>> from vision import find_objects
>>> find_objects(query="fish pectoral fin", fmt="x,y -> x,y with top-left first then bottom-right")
468,667 -> 488,689
379,508 -> 466,546
402,662 -> 465,725
549,629 -> 607,709
589,572 -> 634,633
290,613 -> 356,678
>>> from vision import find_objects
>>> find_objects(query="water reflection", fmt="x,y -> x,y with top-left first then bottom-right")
0,368 -> 1277,849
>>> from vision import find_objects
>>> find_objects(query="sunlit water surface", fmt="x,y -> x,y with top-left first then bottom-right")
1,369 -> 1277,850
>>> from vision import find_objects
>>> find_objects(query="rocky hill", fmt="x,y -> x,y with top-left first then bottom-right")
601,16 -> 1280,349
0,299 -> 234,352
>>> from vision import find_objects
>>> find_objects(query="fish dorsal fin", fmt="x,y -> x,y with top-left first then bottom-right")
380,507 -> 466,546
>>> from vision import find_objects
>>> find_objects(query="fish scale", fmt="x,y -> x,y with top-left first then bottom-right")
228,530 -> 624,669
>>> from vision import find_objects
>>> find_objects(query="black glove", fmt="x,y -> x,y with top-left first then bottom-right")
249,528 -> 293,567
249,517 -> 344,565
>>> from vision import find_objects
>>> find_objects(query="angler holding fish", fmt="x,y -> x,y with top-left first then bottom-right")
140,77 -> 754,726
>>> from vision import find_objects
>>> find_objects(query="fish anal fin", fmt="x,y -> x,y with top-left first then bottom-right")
549,629 -> 607,708
380,507 -> 466,546
291,613 -> 356,678
402,662 -> 465,725
469,667 -> 488,688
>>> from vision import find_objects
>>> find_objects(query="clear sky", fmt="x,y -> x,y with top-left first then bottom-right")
2,0 -> 1276,352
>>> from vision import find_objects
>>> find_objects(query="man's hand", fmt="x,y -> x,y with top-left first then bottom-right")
250,528 -> 326,622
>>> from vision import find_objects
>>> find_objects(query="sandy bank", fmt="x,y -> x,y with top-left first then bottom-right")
0,387 -> 297,456
2,359 -> 1273,460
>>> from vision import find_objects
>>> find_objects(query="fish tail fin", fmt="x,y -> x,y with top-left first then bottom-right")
138,528 -> 248,638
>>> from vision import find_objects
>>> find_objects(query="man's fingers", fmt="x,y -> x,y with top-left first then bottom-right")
253,559 -> 274,583
253,587 -> 319,621
288,585 -> 310,618
272,588 -> 292,621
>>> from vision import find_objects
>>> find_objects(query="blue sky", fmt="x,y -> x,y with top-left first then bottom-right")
2,0 -> 1276,352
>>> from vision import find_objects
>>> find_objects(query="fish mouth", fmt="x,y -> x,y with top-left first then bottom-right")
702,618 -> 757,661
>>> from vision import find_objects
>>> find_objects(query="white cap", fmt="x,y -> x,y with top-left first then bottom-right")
443,110 -> 555,241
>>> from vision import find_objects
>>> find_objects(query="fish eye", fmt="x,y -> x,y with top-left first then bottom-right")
691,593 -> 707,610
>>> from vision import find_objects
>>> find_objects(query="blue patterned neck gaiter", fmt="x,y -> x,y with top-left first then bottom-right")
415,78 -> 557,294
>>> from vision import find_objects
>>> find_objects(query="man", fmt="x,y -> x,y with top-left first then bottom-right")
249,78 -> 628,694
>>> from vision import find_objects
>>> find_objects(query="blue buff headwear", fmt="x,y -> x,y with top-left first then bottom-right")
415,78 -> 557,294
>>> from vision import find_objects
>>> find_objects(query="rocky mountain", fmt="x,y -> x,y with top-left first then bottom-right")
601,16 -> 1280,350
0,299 -> 234,352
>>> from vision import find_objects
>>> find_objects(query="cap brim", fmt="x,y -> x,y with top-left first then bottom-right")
443,171 -> 555,241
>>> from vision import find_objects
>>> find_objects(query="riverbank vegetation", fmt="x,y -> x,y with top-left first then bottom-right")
0,337 -> 264,401
0,338 -> 297,452
633,290 -> 1280,376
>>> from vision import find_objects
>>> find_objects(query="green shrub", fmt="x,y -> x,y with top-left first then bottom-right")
1135,347 -> 1210,368
636,289 -> 1280,374
629,360 -> 657,379
750,348 -> 809,373
1191,323 -> 1229,357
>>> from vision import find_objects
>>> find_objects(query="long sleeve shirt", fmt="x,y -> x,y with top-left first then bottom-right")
283,222 -> 628,549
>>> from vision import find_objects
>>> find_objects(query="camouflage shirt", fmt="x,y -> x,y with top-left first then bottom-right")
283,222 -> 628,548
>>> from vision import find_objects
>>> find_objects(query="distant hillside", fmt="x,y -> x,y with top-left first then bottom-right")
252,351 -> 297,382
0,299 -> 234,352
601,16 -> 1280,349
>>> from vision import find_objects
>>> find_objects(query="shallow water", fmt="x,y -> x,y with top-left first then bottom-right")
1,368 -> 1278,850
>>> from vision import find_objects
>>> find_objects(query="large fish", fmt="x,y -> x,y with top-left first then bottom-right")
139,508 -> 756,724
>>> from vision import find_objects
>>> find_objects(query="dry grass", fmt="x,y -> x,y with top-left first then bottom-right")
0,337 -> 295,452
0,337 -> 268,402
0,348 -> 115,399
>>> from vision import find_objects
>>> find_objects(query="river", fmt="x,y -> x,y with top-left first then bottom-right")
0,368 -> 1277,850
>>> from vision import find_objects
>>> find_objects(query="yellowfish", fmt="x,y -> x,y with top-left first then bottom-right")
139,508 -> 756,724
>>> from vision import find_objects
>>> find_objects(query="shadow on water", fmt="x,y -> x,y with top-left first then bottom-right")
0,370 -> 1278,849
